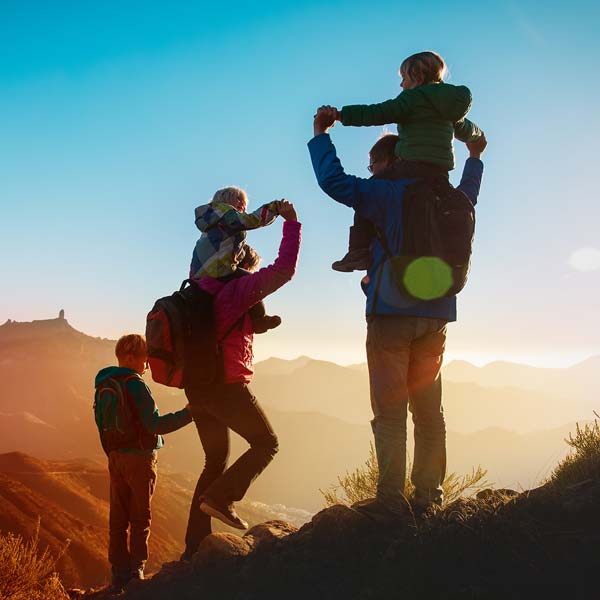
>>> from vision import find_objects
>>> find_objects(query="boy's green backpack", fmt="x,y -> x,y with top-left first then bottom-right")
93,375 -> 158,454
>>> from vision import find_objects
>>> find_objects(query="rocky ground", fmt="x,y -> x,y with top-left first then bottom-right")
70,474 -> 600,600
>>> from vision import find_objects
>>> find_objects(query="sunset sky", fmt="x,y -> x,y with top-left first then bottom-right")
1,0 -> 599,367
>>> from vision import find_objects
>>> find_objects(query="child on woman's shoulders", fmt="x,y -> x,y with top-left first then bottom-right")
190,186 -> 283,333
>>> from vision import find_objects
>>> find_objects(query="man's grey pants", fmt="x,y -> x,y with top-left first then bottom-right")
366,315 -> 447,512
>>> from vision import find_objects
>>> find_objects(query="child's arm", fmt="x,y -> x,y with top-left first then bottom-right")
219,201 -> 280,235
454,118 -> 483,143
129,379 -> 192,435
340,93 -> 411,127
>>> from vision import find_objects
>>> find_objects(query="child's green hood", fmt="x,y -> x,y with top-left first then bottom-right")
94,366 -> 137,388
416,82 -> 473,123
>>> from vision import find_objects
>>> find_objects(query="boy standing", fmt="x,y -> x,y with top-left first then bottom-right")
94,334 -> 192,590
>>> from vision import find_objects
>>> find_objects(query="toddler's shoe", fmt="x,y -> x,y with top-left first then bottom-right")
332,249 -> 370,272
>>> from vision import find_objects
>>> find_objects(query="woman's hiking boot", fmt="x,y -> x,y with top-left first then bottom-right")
252,315 -> 282,334
332,249 -> 370,272
200,496 -> 249,530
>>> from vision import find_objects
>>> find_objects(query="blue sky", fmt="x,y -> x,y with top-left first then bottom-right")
1,0 -> 599,366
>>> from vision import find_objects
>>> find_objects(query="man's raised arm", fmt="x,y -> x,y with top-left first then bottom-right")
307,107 -> 403,227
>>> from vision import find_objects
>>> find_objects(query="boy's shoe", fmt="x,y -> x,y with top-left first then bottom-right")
252,315 -> 282,334
332,249 -> 370,272
200,497 -> 249,530
129,568 -> 144,581
109,570 -> 130,592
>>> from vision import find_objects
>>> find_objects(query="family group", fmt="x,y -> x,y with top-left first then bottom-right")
93,50 -> 487,591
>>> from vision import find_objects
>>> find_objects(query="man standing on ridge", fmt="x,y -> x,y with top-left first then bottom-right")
308,107 -> 487,517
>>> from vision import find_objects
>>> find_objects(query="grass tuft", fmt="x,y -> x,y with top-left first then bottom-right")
549,419 -> 600,488
0,520 -> 69,600
321,442 -> 488,508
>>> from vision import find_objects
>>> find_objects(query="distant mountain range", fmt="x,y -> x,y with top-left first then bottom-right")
0,316 -> 595,515
252,354 -> 599,432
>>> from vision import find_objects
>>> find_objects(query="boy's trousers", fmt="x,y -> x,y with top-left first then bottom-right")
108,451 -> 157,575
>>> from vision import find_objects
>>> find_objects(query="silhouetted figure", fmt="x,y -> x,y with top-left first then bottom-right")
309,107 -> 487,518
182,201 -> 300,559
94,334 -> 192,591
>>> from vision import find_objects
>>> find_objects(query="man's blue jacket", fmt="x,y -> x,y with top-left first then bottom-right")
308,133 -> 484,321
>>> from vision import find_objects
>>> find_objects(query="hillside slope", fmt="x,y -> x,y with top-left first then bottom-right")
0,452 -> 302,588
80,423 -> 600,599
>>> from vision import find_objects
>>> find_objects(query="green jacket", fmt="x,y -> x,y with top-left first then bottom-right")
341,82 -> 483,169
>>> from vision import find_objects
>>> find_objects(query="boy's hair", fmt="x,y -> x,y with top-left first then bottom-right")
370,134 -> 399,164
400,51 -> 447,85
239,244 -> 261,272
211,186 -> 248,209
115,334 -> 147,360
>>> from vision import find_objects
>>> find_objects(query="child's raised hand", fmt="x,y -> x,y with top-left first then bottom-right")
314,106 -> 337,136
278,199 -> 298,222
466,133 -> 487,158
272,199 -> 284,215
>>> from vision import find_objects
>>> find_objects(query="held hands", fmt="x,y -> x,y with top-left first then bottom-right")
466,133 -> 487,159
313,105 -> 340,136
277,199 -> 298,222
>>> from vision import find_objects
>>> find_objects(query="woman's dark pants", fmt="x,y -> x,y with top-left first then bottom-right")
183,382 -> 278,555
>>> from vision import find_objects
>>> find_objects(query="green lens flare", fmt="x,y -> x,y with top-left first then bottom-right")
402,257 -> 453,300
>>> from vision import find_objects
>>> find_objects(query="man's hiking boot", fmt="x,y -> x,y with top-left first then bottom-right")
352,497 -> 411,522
332,249 -> 370,272
200,497 -> 249,530
410,496 -> 442,518
252,315 -> 282,334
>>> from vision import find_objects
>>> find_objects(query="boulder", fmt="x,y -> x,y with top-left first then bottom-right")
244,520 -> 298,546
309,504 -> 370,544
193,533 -> 253,570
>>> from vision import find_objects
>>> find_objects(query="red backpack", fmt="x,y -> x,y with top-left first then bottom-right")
145,280 -> 217,388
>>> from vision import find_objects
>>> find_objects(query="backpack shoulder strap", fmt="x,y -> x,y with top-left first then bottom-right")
119,374 -> 144,413
374,224 -> 394,262
218,314 -> 246,344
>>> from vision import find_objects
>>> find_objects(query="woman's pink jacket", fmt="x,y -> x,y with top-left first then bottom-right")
197,220 -> 301,384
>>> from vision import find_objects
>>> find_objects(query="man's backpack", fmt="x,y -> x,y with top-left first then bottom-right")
378,178 -> 475,300
145,280 -> 218,388
93,375 -> 158,454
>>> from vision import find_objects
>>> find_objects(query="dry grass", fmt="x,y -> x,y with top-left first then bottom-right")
0,521 -> 69,600
321,442 -> 488,508
549,419 -> 600,487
